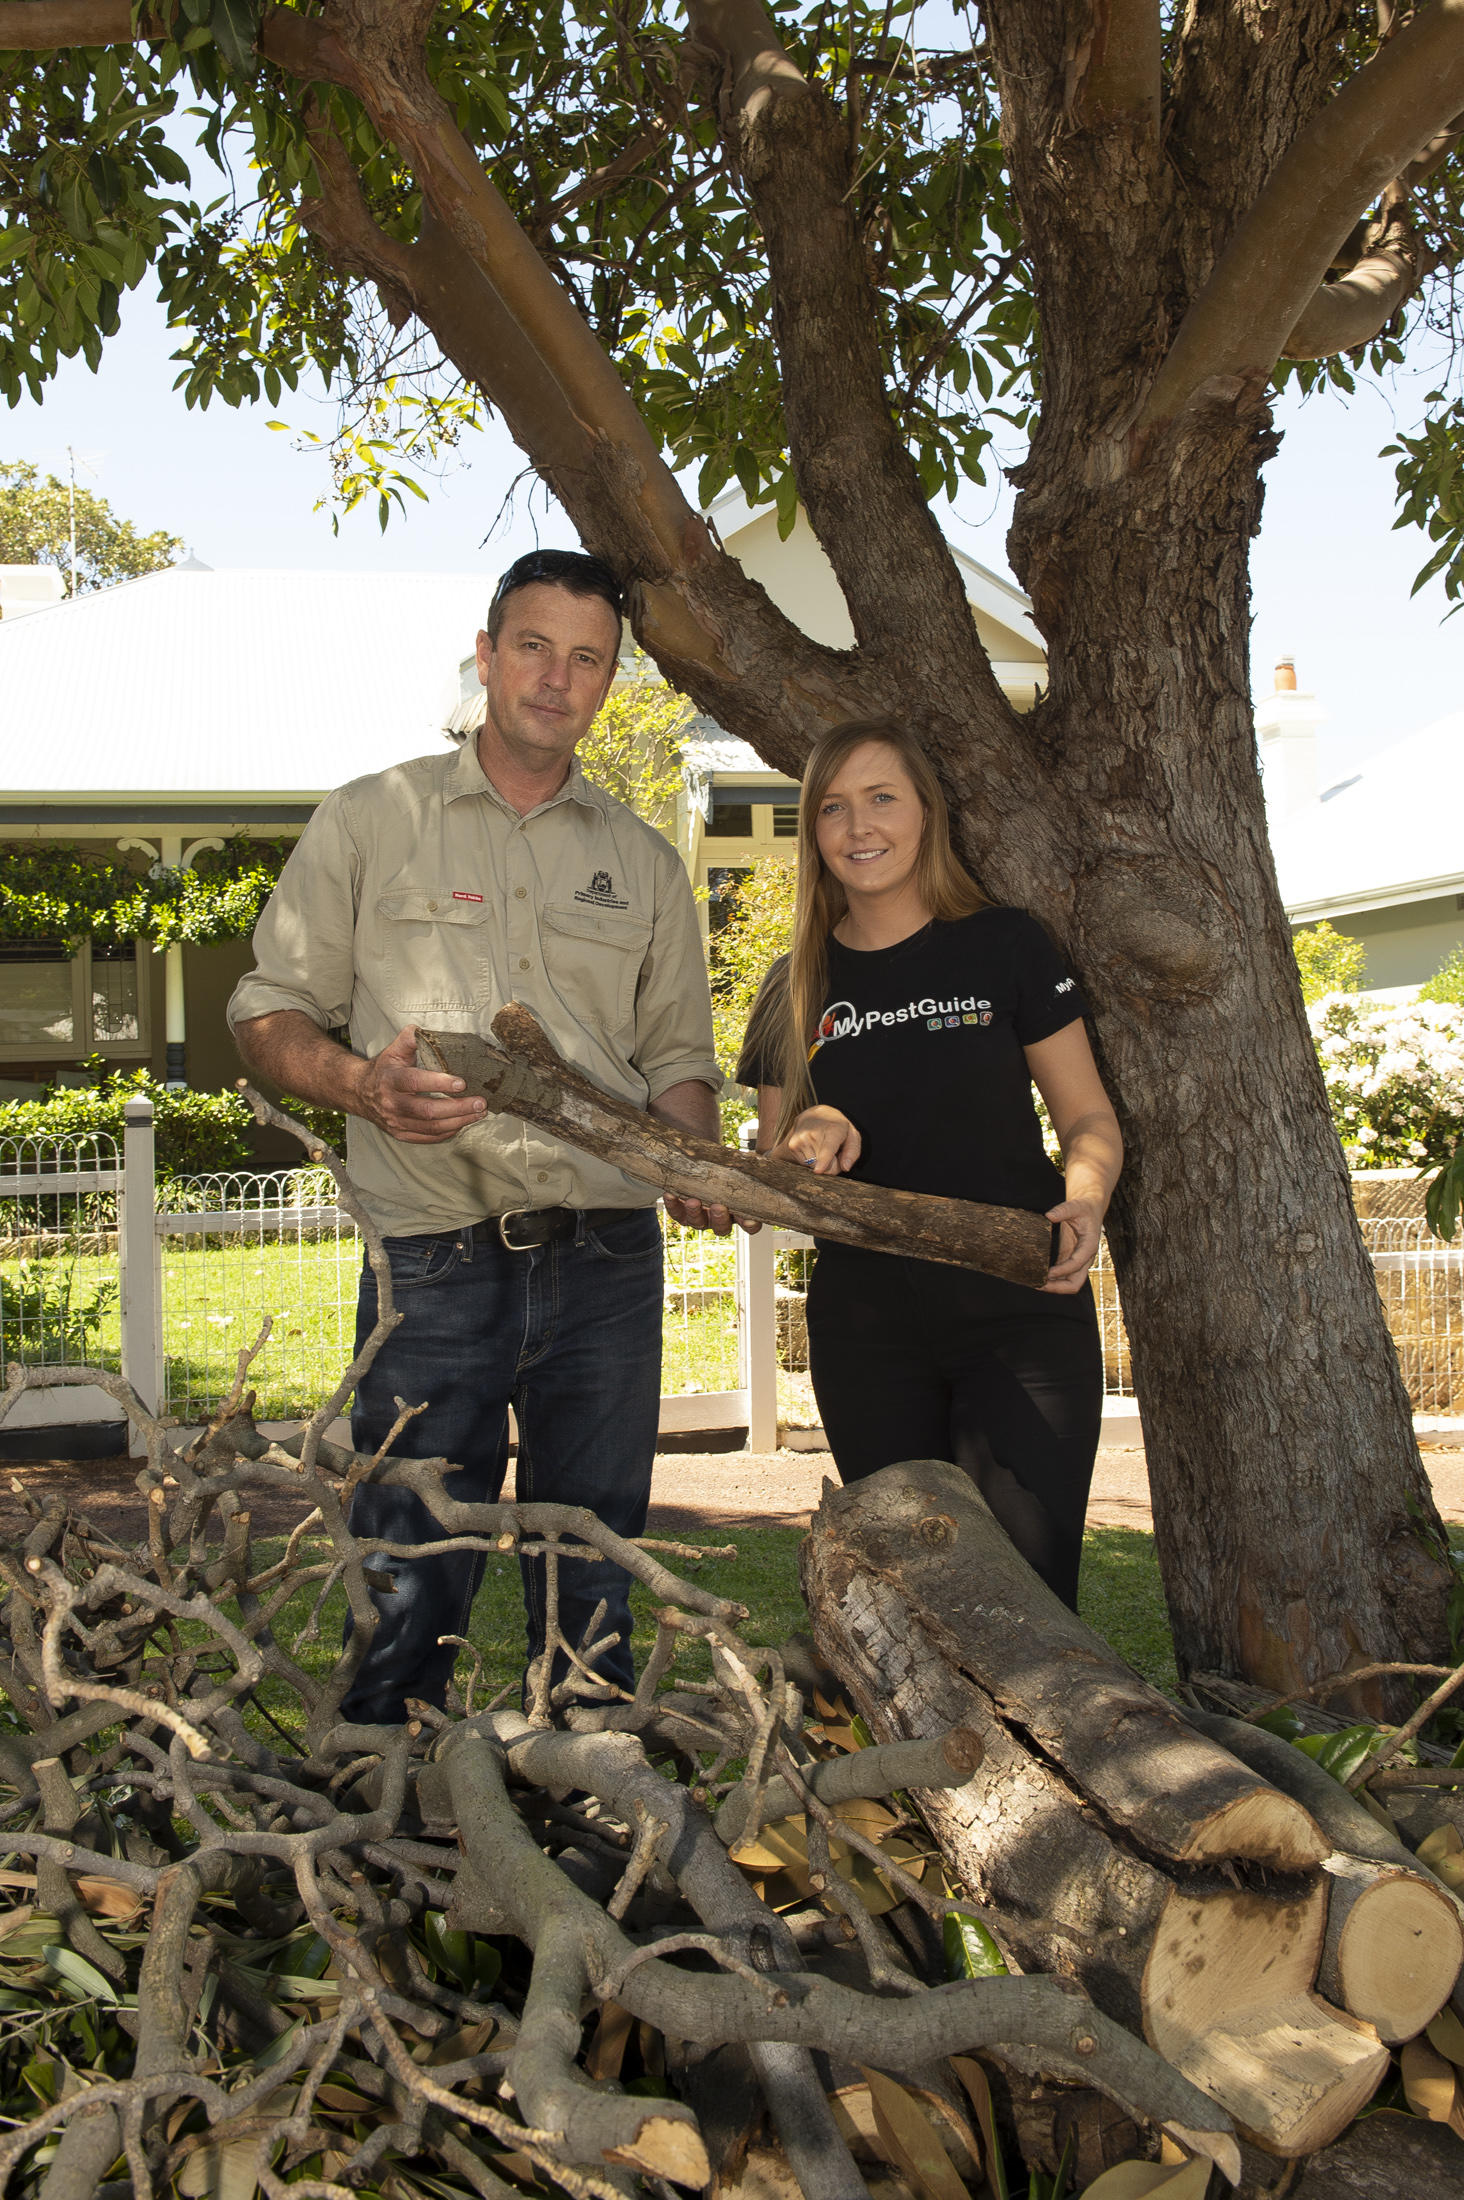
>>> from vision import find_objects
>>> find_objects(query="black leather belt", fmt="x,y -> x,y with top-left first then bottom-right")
479,1206 -> 635,1251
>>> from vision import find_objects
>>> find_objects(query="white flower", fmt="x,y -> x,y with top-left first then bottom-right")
1357,1125 -> 1378,1145
1409,1141 -> 1429,1159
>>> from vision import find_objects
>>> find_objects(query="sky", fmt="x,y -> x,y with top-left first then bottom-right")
4,270 -> 1459,787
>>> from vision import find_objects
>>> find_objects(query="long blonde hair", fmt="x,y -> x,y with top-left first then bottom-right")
770,719 -> 987,1137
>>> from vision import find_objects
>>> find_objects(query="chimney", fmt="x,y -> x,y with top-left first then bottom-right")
1255,655 -> 1325,818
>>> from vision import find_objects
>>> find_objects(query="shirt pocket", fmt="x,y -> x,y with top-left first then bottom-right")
373,888 -> 489,1014
541,903 -> 653,1035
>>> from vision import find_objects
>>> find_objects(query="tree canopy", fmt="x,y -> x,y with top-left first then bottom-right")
2,3 -> 1461,581
0,457 -> 182,589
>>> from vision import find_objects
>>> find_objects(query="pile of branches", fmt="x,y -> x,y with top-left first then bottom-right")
0,1103 -> 1239,2200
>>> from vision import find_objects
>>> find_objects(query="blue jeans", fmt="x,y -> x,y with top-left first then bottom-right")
341,1208 -> 663,1725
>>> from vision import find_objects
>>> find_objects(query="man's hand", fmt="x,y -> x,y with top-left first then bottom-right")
662,1191 -> 758,1236
356,1027 -> 488,1145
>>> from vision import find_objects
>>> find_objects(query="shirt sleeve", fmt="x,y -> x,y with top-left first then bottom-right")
734,956 -> 791,1087
1012,913 -> 1089,1046
226,788 -> 362,1035
630,849 -> 722,1100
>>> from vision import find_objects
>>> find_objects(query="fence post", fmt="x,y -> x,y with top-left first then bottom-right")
120,1098 -> 160,1439
741,1225 -> 779,1453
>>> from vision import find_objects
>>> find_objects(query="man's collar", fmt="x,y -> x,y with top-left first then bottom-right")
444,737 -> 606,816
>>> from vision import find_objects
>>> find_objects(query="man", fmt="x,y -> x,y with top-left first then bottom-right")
229,549 -> 723,1723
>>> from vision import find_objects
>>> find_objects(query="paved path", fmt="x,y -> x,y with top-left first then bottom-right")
4,1442 -> 1463,1544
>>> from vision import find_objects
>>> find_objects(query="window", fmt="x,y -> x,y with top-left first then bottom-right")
771,805 -> 799,838
0,939 -> 147,1060
706,800 -> 754,839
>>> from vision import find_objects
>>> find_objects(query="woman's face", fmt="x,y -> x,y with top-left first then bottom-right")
812,742 -> 928,907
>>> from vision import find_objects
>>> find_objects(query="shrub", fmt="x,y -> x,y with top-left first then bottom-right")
1308,994 -> 1464,1169
1293,921 -> 1366,1004
0,1070 -> 346,1186
1419,945 -> 1464,1006
706,857 -> 798,1139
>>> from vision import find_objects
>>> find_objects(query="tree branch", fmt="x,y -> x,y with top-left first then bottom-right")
1282,194 -> 1433,357
687,0 -> 1014,733
0,0 -> 348,75
1142,0 -> 1464,426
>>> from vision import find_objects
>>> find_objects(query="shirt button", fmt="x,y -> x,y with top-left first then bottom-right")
427,898 -> 438,912
514,887 -> 527,900
537,1170 -> 549,1184
518,956 -> 531,971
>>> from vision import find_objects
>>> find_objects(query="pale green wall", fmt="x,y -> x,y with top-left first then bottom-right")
1293,894 -> 1464,990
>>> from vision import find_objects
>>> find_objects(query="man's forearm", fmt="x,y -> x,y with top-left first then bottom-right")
649,1079 -> 722,1144
234,1010 -> 366,1116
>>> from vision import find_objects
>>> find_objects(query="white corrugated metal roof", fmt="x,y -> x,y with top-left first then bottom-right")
1272,708 -> 1464,917
0,567 -> 494,796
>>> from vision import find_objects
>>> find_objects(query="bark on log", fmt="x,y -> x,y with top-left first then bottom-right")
802,1461 -> 1391,2156
1187,1709 -> 1464,2044
419,1012 -> 1051,1288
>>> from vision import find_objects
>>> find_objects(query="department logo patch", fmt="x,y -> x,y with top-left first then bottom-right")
574,868 -> 630,911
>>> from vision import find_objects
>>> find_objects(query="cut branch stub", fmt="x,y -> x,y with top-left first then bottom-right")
420,1012 -> 1051,1289
801,1461 -> 1393,2157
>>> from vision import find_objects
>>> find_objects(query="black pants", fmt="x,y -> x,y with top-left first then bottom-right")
806,1245 -> 1103,1609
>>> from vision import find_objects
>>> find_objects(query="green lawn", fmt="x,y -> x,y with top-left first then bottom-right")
3,1226 -> 745,1422
238,1521 -> 1174,1742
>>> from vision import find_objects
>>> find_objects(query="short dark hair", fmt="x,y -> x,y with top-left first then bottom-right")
485,549 -> 625,641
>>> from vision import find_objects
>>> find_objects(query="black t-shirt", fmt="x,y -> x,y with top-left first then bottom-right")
736,909 -> 1088,1215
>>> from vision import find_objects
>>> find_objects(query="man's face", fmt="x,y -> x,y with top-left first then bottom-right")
474,582 -> 620,775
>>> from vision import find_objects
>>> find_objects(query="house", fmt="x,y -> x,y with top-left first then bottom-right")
0,565 -> 497,1095
1260,658 -> 1464,989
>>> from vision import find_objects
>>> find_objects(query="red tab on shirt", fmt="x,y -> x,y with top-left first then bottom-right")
452,890 -> 484,903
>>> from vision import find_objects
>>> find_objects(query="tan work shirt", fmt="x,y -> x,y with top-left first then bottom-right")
228,740 -> 719,1237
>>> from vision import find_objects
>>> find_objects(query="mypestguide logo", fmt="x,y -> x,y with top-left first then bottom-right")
810,995 -> 992,1055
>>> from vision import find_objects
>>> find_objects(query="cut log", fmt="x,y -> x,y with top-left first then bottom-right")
419,1012 -> 1051,1288
1187,1709 -> 1464,2043
1272,2105 -> 1464,2197
803,1461 -> 1389,2157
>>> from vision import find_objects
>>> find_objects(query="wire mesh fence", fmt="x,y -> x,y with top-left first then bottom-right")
1363,1215 -> 1464,1416
158,1167 -> 363,1422
0,1131 -> 124,1384
6,1120 -> 1464,1438
156,1184 -> 748,1425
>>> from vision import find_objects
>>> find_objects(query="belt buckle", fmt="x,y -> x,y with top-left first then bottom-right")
498,1209 -> 536,1251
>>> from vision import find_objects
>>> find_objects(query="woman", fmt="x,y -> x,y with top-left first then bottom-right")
738,718 -> 1122,1609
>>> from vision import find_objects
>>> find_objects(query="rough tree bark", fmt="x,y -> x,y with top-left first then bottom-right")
5,0 -> 1463,1693
421,1011 -> 1052,1287
802,1461 -> 1464,2157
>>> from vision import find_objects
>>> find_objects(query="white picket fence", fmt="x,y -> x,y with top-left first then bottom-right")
5,1099 -> 1463,1446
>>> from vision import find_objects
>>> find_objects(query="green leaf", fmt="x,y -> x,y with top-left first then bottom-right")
943,1910 -> 1009,1981
1293,1723 -> 1379,1784
43,1945 -> 121,2004
1251,1704 -> 1304,1740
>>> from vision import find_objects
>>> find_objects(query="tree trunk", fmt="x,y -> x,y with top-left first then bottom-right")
802,1461 -> 1422,2157
975,394 -> 1454,1699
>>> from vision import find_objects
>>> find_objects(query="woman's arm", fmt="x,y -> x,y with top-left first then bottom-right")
759,1086 -> 863,1175
1024,1021 -> 1123,1295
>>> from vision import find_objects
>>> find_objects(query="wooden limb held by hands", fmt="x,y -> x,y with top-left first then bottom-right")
420,1009 -> 1052,1289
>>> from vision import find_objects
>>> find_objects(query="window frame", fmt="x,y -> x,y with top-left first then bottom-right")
0,935 -> 151,1064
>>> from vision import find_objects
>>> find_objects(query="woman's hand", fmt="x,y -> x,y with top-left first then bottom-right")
1043,1195 -> 1105,1293
768,1105 -> 862,1176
